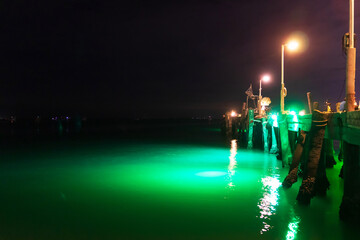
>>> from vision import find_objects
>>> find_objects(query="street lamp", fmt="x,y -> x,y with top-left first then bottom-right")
259,74 -> 271,115
345,0 -> 356,112
281,40 -> 299,114
259,75 -> 270,99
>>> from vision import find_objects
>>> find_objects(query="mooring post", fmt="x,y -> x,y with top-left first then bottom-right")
307,92 -> 312,114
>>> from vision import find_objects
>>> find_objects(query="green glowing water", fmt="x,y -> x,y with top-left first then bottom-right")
0,125 -> 356,239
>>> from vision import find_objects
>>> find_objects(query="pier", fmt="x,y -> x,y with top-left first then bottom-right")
222,0 -> 360,222
222,106 -> 360,221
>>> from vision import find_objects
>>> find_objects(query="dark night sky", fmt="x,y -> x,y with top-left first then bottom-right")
1,0 -> 359,118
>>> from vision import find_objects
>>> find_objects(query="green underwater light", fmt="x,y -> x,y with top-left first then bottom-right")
195,171 -> 227,177
289,110 -> 299,131
286,211 -> 301,240
271,114 -> 278,128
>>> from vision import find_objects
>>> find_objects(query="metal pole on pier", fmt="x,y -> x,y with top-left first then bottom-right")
346,0 -> 356,112
281,44 -> 285,114
340,0 -> 360,222
280,41 -> 298,114
259,75 -> 270,115
258,78 -> 262,115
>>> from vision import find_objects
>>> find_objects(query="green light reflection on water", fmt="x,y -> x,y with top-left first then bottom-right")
80,141 -> 268,211
2,133 -> 358,240
195,171 -> 227,177
286,210 -> 301,240
61,140 -> 284,237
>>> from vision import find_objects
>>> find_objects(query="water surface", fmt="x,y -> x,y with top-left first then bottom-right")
0,121 -> 355,239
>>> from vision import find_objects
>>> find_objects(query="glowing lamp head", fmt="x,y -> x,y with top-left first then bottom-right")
287,41 -> 299,51
230,111 -> 237,117
299,110 -> 306,116
261,97 -> 271,106
262,75 -> 271,82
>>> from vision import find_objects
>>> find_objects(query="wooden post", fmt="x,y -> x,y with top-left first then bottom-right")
241,102 -> 246,117
307,92 -> 312,114
296,110 -> 328,204
282,130 -> 307,188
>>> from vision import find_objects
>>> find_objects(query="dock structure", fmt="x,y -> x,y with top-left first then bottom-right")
234,109 -> 360,221
280,110 -> 360,221
225,0 -> 360,221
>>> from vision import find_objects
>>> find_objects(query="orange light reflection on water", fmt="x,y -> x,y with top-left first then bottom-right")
226,140 -> 238,188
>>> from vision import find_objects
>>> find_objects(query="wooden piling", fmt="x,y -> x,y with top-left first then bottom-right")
296,110 -> 328,204
307,92 -> 312,114
282,130 -> 307,188
263,109 -> 360,219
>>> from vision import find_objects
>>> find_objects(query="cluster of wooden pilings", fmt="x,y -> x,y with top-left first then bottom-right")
223,109 -> 360,221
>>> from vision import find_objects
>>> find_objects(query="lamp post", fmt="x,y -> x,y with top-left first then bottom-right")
281,41 -> 299,114
258,75 -> 270,115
